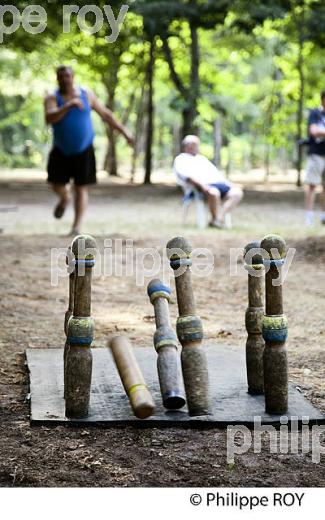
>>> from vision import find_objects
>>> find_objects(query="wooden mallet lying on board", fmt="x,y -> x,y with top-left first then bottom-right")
109,336 -> 155,419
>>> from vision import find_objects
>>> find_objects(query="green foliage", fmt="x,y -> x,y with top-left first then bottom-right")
0,0 -> 324,176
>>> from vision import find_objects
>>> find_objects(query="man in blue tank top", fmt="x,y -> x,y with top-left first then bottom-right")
45,65 -> 134,235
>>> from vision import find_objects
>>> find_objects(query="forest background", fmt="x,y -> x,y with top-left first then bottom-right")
1,0 -> 325,186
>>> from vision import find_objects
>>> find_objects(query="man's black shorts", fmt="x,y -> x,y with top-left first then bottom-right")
47,144 -> 97,186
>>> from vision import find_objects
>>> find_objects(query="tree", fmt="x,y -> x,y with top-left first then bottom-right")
134,0 -> 232,137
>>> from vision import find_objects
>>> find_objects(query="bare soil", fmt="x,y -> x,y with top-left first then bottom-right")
0,176 -> 325,487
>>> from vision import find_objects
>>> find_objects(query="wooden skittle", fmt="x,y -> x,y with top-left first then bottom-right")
244,241 -> 265,395
261,234 -> 288,414
65,234 -> 97,418
166,237 -> 210,416
147,279 -> 186,410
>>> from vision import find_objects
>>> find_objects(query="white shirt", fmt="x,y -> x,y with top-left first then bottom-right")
173,153 -> 224,189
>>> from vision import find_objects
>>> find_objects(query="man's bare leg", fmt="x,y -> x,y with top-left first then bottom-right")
72,184 -> 89,234
305,184 -> 316,211
321,184 -> 325,224
206,191 -> 220,222
218,186 -> 243,224
305,184 -> 316,226
52,183 -> 70,218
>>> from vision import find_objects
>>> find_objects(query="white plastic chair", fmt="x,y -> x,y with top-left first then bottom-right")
182,188 -> 207,229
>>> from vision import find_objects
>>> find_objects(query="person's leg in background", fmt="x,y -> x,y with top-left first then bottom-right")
52,183 -> 71,218
305,184 -> 317,226
71,184 -> 89,235
48,147 -> 71,220
304,154 -> 324,226
206,188 -> 221,224
321,186 -> 325,225
321,164 -> 325,225
69,145 -> 96,235
218,186 -> 243,227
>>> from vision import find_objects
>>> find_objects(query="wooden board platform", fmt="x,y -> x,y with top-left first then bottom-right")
26,346 -> 325,426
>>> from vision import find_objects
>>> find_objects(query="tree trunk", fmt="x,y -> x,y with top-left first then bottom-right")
250,133 -> 257,168
264,143 -> 270,182
181,17 -> 200,137
130,86 -> 146,183
173,123 -> 182,158
122,91 -> 136,126
213,118 -> 222,167
162,3 -> 200,142
103,89 -> 118,176
104,123 -> 118,176
225,147 -> 231,178
144,38 -> 155,185
181,105 -> 198,137
103,54 -> 120,176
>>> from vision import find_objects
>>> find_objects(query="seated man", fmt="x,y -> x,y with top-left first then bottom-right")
173,135 -> 243,228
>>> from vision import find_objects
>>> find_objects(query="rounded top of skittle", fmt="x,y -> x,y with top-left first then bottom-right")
71,234 -> 98,260
166,236 -> 192,259
147,279 -> 171,303
244,240 -> 263,265
261,234 -> 286,259
147,278 -> 164,292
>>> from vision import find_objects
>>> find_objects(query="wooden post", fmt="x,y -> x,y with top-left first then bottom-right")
65,235 -> 97,418
147,279 -> 186,410
109,336 -> 155,419
261,234 -> 288,414
244,241 -> 265,395
166,237 -> 210,416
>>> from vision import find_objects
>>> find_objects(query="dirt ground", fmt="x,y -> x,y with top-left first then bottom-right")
0,172 -> 325,487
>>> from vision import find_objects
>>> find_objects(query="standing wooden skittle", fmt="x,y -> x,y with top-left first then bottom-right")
65,235 -> 97,418
244,241 -> 264,395
147,279 -> 186,410
166,237 -> 210,416
109,336 -> 155,419
64,245 -> 75,398
261,234 -> 288,414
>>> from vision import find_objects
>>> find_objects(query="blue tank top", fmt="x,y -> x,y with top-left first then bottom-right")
53,87 -> 94,156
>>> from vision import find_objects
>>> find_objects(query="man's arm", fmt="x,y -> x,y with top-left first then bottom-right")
309,110 -> 325,138
87,89 -> 134,145
44,94 -> 84,125
182,175 -> 205,191
309,124 -> 325,138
